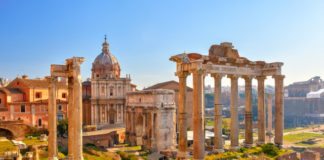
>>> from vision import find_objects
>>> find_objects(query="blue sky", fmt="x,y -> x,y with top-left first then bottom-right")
0,0 -> 324,89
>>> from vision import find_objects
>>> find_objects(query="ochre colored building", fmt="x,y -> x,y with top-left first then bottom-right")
0,76 -> 68,128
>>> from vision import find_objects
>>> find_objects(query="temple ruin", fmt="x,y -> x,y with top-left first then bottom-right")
170,42 -> 284,160
47,57 -> 85,160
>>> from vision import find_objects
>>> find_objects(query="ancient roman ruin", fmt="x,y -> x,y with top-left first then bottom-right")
47,57 -> 85,160
125,89 -> 176,152
170,42 -> 285,160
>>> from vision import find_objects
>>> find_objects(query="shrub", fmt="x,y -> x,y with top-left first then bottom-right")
261,143 -> 279,157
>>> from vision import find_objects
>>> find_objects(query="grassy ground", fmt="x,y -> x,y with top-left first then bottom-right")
284,132 -> 324,147
0,140 -> 16,157
22,137 -> 47,146
284,127 -> 305,133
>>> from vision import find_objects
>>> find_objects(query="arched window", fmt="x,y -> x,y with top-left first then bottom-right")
38,119 -> 42,127
58,105 -> 62,111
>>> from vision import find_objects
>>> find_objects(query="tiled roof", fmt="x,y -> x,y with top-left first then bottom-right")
145,80 -> 193,91
0,87 -> 24,94
9,78 -> 67,89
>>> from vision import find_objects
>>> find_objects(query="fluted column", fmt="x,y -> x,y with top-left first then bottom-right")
256,76 -> 266,145
211,73 -> 224,152
176,71 -> 189,159
151,111 -> 156,152
273,75 -> 284,148
228,74 -> 239,150
67,77 -> 75,159
243,76 -> 253,148
192,70 -> 205,159
47,76 -> 58,160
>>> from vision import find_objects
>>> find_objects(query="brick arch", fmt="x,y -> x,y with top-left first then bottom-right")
0,121 -> 28,140
0,128 -> 14,140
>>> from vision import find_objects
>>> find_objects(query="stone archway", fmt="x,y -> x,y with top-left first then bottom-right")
0,128 -> 14,140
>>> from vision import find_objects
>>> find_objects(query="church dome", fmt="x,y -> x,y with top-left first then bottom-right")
92,36 -> 121,79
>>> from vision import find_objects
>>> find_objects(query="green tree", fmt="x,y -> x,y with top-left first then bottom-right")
57,118 -> 68,137
222,118 -> 231,135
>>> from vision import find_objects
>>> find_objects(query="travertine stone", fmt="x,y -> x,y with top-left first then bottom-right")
274,75 -> 285,148
211,73 -> 224,152
176,72 -> 190,159
68,77 -> 74,159
243,76 -> 253,147
228,74 -> 239,151
47,77 -> 58,160
266,93 -> 273,143
193,70 -> 205,159
256,76 -> 266,145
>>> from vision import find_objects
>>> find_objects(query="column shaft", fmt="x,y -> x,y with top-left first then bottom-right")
211,74 -> 223,152
177,72 -> 189,159
48,77 -> 58,160
229,75 -> 239,150
257,76 -> 266,145
274,75 -> 284,147
192,70 -> 205,159
243,76 -> 253,147
67,77 -> 74,159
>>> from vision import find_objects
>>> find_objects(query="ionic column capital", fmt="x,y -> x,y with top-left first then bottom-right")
176,71 -> 190,78
272,75 -> 285,80
227,74 -> 239,80
211,73 -> 225,79
256,75 -> 267,81
192,69 -> 206,76
242,75 -> 254,81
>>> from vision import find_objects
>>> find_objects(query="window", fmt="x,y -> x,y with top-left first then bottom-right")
96,74 -> 99,78
0,98 -> 1,104
20,105 -> 25,113
17,82 -> 19,85
110,88 -> 113,96
38,119 -> 42,127
18,117 -> 21,120
58,105 -> 62,111
36,92 -> 42,98
62,93 -> 66,98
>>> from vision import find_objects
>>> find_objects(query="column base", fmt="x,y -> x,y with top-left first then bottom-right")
256,141 -> 265,146
176,151 -> 189,160
213,148 -> 224,153
48,156 -> 58,160
244,143 -> 253,148
229,146 -> 240,151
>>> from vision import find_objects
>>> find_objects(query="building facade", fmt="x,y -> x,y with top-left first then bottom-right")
125,89 -> 176,152
83,37 -> 135,126
0,76 -> 68,128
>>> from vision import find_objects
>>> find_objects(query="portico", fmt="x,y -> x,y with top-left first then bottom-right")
170,42 -> 284,159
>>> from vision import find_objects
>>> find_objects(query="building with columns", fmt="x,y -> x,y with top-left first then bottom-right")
125,89 -> 176,152
170,42 -> 284,159
83,37 -> 136,126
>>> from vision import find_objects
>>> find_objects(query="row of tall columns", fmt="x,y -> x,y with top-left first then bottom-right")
176,71 -> 285,158
90,104 -> 123,125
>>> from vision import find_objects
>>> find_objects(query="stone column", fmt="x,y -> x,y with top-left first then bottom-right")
211,73 -> 224,152
70,57 -> 84,160
228,74 -> 239,150
192,70 -> 205,159
150,111 -> 156,152
256,76 -> 266,145
67,77 -> 75,159
47,76 -> 58,160
176,72 -> 189,159
266,93 -> 273,143
131,108 -> 136,146
143,110 -> 147,148
273,75 -> 284,148
243,76 -> 253,148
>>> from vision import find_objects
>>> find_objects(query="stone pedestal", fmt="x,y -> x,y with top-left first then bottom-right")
228,75 -> 239,151
192,70 -> 205,159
